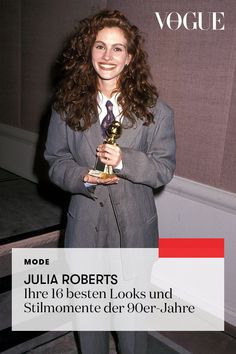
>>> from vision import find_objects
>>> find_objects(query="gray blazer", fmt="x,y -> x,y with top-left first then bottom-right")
44,100 -> 176,248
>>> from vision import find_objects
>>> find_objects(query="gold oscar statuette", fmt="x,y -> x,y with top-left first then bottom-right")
88,120 -> 122,179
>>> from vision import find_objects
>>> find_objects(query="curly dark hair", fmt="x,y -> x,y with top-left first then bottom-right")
53,9 -> 158,131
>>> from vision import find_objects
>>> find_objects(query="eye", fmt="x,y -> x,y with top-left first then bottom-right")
113,47 -> 123,52
95,44 -> 105,50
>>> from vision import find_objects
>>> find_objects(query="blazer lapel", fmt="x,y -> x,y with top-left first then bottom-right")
83,119 -> 103,155
116,117 -> 144,148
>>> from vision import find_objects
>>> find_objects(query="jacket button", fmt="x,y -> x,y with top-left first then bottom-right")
99,202 -> 104,207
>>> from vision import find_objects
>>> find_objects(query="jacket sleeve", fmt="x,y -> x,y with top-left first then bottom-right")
44,109 -> 94,197
118,101 -> 176,188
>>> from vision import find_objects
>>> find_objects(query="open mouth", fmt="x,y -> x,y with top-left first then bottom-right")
98,63 -> 116,70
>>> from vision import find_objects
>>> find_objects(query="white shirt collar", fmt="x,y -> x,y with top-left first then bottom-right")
97,91 -> 123,122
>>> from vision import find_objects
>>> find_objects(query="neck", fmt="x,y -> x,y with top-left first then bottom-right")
97,78 -> 118,98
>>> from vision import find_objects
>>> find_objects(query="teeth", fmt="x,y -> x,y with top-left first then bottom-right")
99,64 -> 115,69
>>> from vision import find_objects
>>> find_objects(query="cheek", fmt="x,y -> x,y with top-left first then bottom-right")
114,55 -> 127,67
91,49 -> 100,63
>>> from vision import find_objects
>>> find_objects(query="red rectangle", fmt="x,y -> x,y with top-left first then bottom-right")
159,238 -> 224,258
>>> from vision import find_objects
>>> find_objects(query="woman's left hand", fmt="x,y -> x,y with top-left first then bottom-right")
97,144 -> 122,167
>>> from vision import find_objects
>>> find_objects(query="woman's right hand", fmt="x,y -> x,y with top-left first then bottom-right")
83,174 -> 119,185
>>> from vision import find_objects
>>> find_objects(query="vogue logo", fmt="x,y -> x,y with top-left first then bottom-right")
155,12 -> 225,30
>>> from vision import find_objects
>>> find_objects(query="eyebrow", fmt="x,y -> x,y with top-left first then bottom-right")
94,40 -> 127,48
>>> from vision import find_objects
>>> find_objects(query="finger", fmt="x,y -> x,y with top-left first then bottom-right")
98,144 -> 120,154
84,174 -> 101,184
99,157 -> 121,168
85,173 -> 119,185
83,174 -> 89,183
89,177 -> 99,184
99,153 -> 117,163
102,179 -> 119,185
97,147 -> 121,161
100,176 -> 119,184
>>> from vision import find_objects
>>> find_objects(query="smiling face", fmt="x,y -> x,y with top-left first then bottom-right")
91,27 -> 131,90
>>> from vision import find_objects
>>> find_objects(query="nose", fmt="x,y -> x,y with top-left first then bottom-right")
102,48 -> 112,61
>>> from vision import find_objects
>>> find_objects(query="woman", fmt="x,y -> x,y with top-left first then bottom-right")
45,9 -> 175,354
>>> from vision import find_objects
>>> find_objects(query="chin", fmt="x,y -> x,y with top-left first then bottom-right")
98,73 -> 119,81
